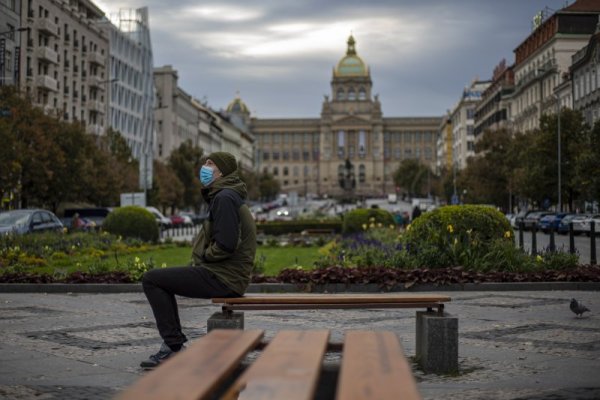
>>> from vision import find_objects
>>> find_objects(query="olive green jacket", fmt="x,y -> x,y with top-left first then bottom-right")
191,172 -> 256,295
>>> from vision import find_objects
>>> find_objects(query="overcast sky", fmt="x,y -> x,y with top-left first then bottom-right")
96,0 -> 571,118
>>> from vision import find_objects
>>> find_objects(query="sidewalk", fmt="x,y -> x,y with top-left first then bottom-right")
0,287 -> 598,399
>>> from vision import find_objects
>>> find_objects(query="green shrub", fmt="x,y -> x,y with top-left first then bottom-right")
342,208 -> 396,234
403,205 -> 513,268
102,206 -> 159,243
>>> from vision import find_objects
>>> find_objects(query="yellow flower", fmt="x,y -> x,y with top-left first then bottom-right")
369,223 -> 375,229
406,224 -> 411,231
453,237 -> 458,245
504,231 -> 512,238
369,217 -> 375,222
134,257 -> 141,264
466,229 -> 473,235
447,224 -> 454,233
362,223 -> 368,230
389,225 -> 395,229
377,222 -> 382,228
161,263 -> 167,268
536,255 -> 543,262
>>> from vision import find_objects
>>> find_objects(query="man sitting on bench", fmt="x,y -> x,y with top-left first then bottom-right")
139,152 -> 257,368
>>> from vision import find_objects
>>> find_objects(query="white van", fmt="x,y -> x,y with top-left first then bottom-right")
145,206 -> 172,229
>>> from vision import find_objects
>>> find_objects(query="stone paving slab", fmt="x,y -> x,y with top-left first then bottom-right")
0,290 -> 598,399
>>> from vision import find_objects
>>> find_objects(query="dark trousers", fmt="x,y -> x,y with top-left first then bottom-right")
142,266 -> 238,348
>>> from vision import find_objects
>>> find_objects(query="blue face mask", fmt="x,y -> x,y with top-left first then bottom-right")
199,165 -> 214,186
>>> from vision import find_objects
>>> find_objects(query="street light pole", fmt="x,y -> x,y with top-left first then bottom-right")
556,94 -> 561,212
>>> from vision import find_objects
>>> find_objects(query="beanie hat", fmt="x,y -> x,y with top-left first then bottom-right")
208,152 -> 237,176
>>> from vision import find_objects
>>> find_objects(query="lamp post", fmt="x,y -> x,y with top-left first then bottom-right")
554,94 -> 561,212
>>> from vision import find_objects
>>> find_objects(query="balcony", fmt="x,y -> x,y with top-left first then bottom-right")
35,75 -> 58,92
88,75 -> 107,90
36,46 -> 58,64
36,19 -> 58,37
87,51 -> 105,66
87,99 -> 105,113
26,38 -> 34,49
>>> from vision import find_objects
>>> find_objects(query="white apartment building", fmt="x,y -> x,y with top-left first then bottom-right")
18,0 -> 109,134
1,0 -> 22,87
450,80 -> 490,170
571,30 -> 600,126
98,7 -> 155,190
436,113 -> 452,175
510,2 -> 600,132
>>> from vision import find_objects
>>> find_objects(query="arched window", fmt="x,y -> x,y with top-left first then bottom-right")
348,88 -> 356,101
358,87 -> 366,100
337,130 -> 345,158
336,88 -> 345,100
358,130 -> 366,157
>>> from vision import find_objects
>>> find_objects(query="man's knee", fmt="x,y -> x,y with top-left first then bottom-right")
141,268 -> 161,288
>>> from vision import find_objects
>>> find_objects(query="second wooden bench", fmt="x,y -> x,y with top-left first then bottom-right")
116,328 -> 422,400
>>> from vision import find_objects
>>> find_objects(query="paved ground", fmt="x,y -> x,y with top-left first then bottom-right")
0,288 -> 598,400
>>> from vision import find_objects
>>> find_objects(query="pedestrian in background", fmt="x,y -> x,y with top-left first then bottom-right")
140,152 -> 257,369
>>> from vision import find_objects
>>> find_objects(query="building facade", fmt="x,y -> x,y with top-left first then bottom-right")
245,36 -> 440,197
571,30 -> 600,126
99,7 -> 155,190
436,113 -> 453,174
1,0 -> 23,87
474,59 -> 514,141
449,80 -> 490,170
18,0 -> 109,134
510,2 -> 600,132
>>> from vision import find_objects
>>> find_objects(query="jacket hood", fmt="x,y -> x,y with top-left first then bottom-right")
202,170 -> 247,202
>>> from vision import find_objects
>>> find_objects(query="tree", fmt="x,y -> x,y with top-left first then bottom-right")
238,165 -> 261,201
459,128 -> 515,210
392,159 -> 431,198
167,140 -> 204,210
573,119 -> 600,208
153,159 -> 184,212
258,172 -> 280,201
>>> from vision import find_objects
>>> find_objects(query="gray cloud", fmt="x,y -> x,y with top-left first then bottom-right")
98,0 -> 571,117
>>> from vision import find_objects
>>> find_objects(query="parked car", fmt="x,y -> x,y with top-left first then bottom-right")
513,210 -> 534,229
579,214 -> 600,236
145,206 -> 172,229
179,212 -> 207,226
522,211 -> 553,230
170,214 -> 193,227
557,214 -> 581,234
538,213 -> 569,233
0,209 -> 64,235
571,214 -> 591,235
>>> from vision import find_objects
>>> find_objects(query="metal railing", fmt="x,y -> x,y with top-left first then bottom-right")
518,221 -> 597,265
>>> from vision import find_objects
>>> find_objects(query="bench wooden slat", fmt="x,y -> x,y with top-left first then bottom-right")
116,329 -> 264,400
336,330 -> 422,400
221,330 -> 330,400
213,294 -> 451,305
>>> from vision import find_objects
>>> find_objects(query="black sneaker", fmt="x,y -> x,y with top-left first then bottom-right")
140,343 -> 181,369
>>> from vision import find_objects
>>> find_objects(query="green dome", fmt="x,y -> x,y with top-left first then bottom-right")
226,95 -> 249,114
335,35 -> 368,77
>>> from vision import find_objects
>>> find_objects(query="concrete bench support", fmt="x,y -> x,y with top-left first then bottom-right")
207,311 -> 244,332
416,311 -> 458,374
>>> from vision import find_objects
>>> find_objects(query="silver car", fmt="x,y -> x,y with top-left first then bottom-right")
0,209 -> 64,235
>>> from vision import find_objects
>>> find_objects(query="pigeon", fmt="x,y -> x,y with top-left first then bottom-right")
570,298 -> 590,318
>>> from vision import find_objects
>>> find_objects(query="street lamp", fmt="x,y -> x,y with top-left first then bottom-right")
553,94 -> 561,212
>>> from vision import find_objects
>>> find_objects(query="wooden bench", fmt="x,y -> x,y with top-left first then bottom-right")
208,294 -> 457,374
212,293 -> 448,314
116,329 -> 422,400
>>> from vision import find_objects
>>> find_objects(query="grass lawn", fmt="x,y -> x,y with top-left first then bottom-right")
33,245 -> 322,277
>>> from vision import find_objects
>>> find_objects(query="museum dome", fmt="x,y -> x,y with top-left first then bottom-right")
226,94 -> 250,114
335,35 -> 369,77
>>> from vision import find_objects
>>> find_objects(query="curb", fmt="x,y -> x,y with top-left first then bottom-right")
1,281 -> 599,293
